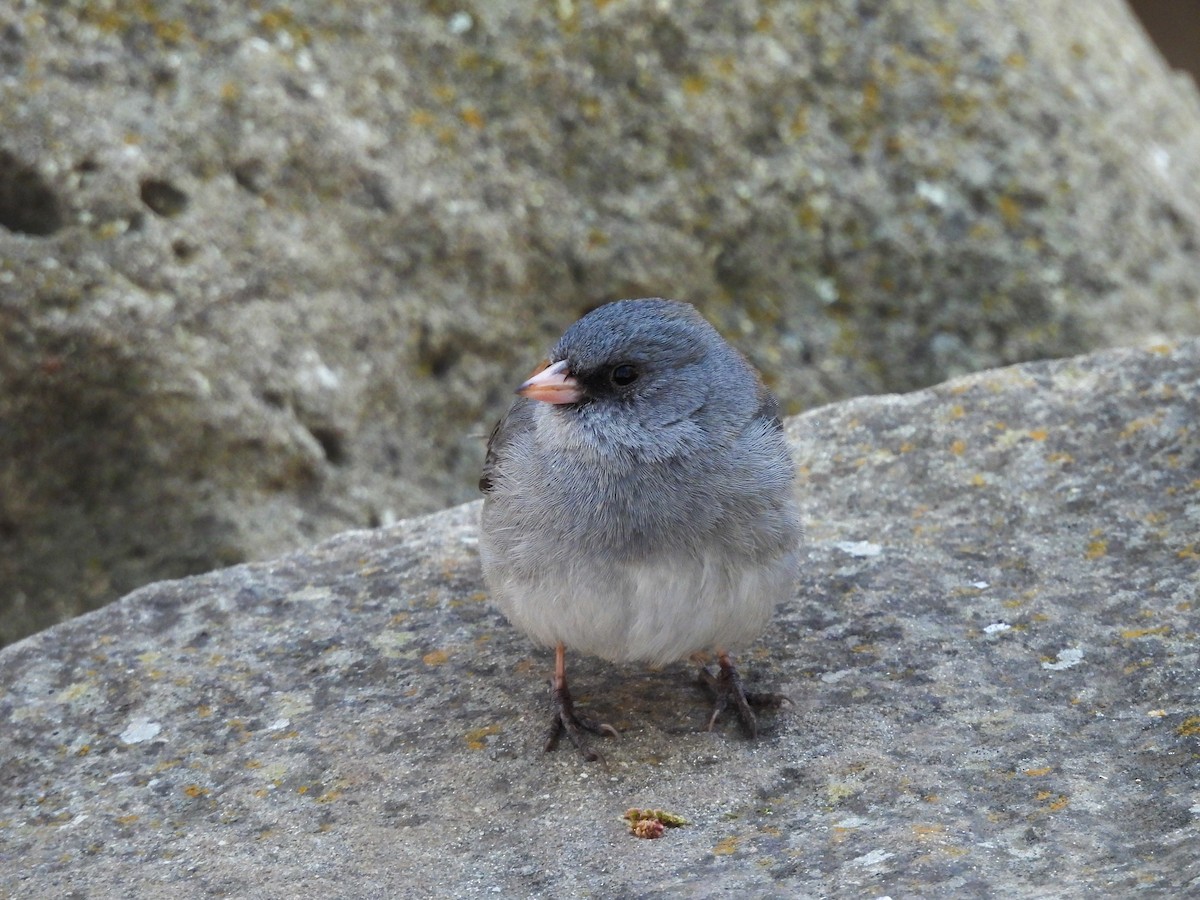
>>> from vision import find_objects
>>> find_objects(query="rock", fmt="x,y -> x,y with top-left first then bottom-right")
3,0 -> 1200,642
2,339 -> 1197,897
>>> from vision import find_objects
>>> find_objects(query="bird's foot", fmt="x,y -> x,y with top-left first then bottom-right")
697,654 -> 790,739
544,679 -> 618,764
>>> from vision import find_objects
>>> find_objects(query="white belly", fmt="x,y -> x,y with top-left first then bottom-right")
483,547 -> 796,666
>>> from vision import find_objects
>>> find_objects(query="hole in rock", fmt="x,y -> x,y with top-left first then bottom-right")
139,178 -> 189,217
0,149 -> 65,236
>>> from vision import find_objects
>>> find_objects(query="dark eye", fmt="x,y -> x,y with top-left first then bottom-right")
610,364 -> 638,387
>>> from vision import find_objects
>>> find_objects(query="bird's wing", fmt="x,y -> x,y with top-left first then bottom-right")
751,377 -> 783,431
478,397 -> 534,495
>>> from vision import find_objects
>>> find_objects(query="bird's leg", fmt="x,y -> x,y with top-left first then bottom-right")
544,642 -> 618,763
696,650 -> 790,739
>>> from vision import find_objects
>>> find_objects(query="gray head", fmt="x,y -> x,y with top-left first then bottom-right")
517,298 -> 763,460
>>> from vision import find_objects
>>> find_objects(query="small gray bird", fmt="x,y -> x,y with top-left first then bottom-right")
479,298 -> 801,761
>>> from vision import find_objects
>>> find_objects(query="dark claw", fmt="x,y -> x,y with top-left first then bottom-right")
697,658 -> 789,738
545,679 -> 618,764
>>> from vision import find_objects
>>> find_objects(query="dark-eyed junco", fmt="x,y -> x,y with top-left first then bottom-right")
479,298 -> 801,761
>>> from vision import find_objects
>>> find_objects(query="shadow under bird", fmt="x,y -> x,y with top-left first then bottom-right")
479,298 -> 801,762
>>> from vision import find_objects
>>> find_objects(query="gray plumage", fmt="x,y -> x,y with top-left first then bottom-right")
480,298 -> 801,668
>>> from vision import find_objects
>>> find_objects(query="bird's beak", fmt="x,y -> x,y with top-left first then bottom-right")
516,359 -> 583,405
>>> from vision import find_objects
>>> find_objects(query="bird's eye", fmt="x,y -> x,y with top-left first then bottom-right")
611,364 -> 639,386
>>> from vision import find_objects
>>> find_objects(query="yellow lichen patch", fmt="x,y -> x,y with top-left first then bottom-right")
258,7 -> 312,45
682,74 -> 708,95
948,403 -> 966,418
1176,716 -> 1200,737
1177,545 -> 1200,561
1119,415 -> 1161,439
712,835 -> 742,856
115,814 -> 139,826
1085,541 -> 1107,560
60,682 -> 93,703
950,439 -> 966,455
1023,766 -> 1052,777
460,106 -> 485,129
861,80 -> 880,114
970,473 -> 987,487
153,18 -> 187,44
789,107 -> 809,138
969,222 -> 995,240
184,785 -> 209,799
1027,428 -> 1048,441
826,781 -> 858,803
997,195 -> 1022,227
1121,626 -> 1170,640
578,96 -> 604,121
422,648 -> 450,666
464,724 -> 501,750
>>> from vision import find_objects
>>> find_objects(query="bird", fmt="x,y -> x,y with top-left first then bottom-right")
478,298 -> 801,762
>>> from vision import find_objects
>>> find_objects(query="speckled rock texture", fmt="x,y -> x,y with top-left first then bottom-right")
2,340 -> 1197,898
3,1 -> 1200,643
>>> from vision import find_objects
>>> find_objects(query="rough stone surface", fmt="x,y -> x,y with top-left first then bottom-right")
2,340 -> 1198,898
3,0 -> 1200,643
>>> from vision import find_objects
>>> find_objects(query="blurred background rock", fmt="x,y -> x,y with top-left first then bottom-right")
2,0 -> 1199,646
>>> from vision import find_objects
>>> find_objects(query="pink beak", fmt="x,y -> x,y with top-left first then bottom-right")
516,359 -> 583,405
